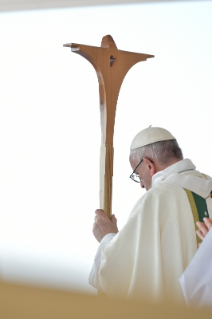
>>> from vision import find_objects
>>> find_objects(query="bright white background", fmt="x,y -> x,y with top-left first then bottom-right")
0,0 -> 212,293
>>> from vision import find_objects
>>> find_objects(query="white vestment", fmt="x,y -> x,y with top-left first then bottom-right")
89,159 -> 212,303
179,228 -> 212,308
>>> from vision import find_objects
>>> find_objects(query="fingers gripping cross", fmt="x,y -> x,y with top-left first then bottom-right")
93,209 -> 118,243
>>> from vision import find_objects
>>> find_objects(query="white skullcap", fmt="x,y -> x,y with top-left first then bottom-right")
130,126 -> 176,150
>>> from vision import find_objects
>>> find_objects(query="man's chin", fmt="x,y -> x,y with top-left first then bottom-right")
140,182 -> 151,191
140,182 -> 146,189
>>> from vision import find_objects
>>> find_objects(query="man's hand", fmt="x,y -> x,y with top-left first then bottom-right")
93,209 -> 118,242
196,218 -> 212,243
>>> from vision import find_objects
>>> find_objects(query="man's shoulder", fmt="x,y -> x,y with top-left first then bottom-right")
162,170 -> 212,199
148,182 -> 185,198
202,173 -> 212,181
131,183 -> 186,215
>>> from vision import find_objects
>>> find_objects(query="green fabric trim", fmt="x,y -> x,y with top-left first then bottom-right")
184,189 -> 201,247
184,189 -> 210,247
191,191 -> 209,222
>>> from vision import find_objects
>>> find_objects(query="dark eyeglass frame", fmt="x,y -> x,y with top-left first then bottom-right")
130,157 -> 153,183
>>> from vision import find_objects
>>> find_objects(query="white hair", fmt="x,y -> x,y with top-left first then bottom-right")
130,139 -> 183,166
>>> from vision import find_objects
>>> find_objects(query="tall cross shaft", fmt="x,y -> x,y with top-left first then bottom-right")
64,35 -> 154,218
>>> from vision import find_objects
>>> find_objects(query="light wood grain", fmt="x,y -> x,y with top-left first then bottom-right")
104,144 -> 114,218
64,35 -> 154,218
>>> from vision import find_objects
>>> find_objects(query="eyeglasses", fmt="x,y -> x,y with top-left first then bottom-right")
130,158 -> 153,183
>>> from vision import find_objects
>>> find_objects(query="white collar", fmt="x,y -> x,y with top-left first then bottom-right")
162,173 -> 212,198
152,158 -> 196,188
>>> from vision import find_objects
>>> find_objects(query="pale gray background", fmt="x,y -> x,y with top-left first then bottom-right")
0,0 -> 211,293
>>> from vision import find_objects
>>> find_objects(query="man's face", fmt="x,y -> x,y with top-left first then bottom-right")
129,156 -> 153,191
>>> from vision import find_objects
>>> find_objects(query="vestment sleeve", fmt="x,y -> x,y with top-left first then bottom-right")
99,192 -> 164,300
98,187 -> 192,303
179,228 -> 212,308
88,233 -> 116,290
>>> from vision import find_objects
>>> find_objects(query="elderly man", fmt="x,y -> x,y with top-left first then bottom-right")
89,127 -> 212,303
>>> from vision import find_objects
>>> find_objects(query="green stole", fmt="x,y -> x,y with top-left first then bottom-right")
184,189 -> 210,247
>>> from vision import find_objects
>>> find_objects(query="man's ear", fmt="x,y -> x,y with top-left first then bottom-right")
143,158 -> 156,176
150,162 -> 156,176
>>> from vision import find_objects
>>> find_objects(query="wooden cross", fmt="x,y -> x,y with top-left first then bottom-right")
64,35 -> 154,218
